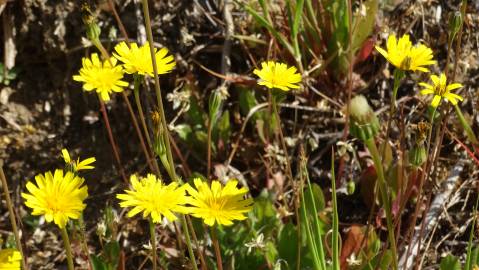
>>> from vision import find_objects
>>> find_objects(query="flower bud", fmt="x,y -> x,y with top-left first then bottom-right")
348,95 -> 380,141
408,144 -> 427,168
81,3 -> 101,44
448,11 -> 463,41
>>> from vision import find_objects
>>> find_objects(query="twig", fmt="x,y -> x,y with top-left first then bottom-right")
0,161 -> 28,270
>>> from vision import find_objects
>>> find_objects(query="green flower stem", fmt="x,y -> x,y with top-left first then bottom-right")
454,104 -> 479,145
364,138 -> 398,270
0,163 -> 28,270
141,0 -> 198,269
382,69 -> 405,158
211,226 -> 223,270
60,227 -> 74,270
133,75 -> 162,176
149,218 -> 157,270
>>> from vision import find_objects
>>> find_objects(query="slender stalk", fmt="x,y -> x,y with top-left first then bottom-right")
331,151 -> 339,270
77,217 -> 93,270
141,1 -> 198,269
405,109 -> 437,265
94,42 -> 156,175
271,93 -> 294,194
0,163 -> 28,270
207,118 -> 213,180
452,0 -> 467,80
60,227 -> 74,270
149,218 -> 157,270
99,99 -> 128,183
186,216 -> 208,270
121,91 -> 158,173
364,138 -> 398,270
133,75 -> 162,175
211,226 -> 223,270
382,69 -> 405,158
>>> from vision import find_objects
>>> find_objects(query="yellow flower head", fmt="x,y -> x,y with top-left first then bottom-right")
186,179 -> 254,226
0,249 -> 21,270
253,61 -> 301,91
113,42 -> 176,76
22,169 -> 88,228
375,34 -> 436,72
117,174 -> 189,223
61,148 -> 96,172
73,53 -> 128,101
419,73 -> 463,107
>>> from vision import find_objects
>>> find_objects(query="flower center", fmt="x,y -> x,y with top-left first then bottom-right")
400,56 -> 412,70
435,84 -> 447,96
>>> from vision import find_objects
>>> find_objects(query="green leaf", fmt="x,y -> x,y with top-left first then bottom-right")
187,96 -> 207,128
351,0 -> 378,52
215,110 -> 231,145
174,124 -> 193,141
239,1 -> 296,57
278,223 -> 299,269
439,255 -> 461,270
304,183 -> 326,212
265,241 -> 278,265
239,89 -> 261,122
90,255 -> 108,270
104,241 -> 120,269
250,190 -> 279,235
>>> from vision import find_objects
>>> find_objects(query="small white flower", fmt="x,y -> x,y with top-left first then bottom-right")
245,233 -> 265,253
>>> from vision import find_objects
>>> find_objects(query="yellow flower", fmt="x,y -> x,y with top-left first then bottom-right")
375,34 -> 436,72
73,53 -> 128,101
113,42 -> 175,76
186,178 -> 253,226
117,174 -> 189,223
22,169 -> 88,228
61,148 -> 96,172
0,249 -> 21,270
253,61 -> 301,91
419,73 -> 463,107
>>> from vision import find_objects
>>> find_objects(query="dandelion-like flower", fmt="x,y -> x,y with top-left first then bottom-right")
61,148 -> 96,172
113,42 -> 176,76
117,174 -> 190,223
0,249 -> 21,269
419,73 -> 463,107
186,178 -> 254,226
253,61 -> 301,91
22,169 -> 88,228
73,53 -> 128,101
375,34 -> 436,72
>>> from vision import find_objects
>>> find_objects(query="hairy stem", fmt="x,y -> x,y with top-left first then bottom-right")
149,218 -> 157,270
60,227 -> 74,270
